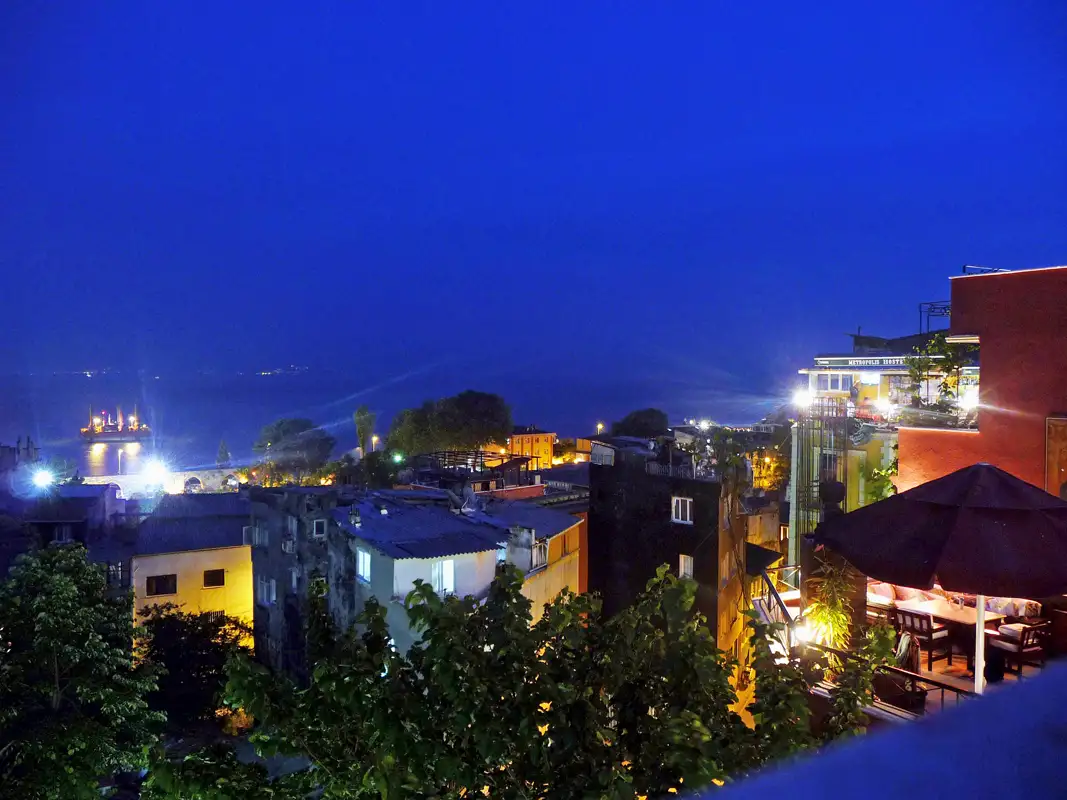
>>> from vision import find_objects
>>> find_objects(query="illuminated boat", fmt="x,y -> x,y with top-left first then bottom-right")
80,406 -> 152,443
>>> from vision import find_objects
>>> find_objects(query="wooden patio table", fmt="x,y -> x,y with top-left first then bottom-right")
894,597 -> 1006,671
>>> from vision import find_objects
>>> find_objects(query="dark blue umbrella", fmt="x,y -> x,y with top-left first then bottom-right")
810,463 -> 1067,692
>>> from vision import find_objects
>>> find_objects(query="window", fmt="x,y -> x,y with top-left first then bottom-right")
357,548 -> 371,583
532,542 -> 548,569
431,559 -> 455,596
671,496 -> 694,525
497,544 -> 508,563
256,575 -> 277,606
287,516 -> 298,536
816,374 -> 829,392
313,518 -> 327,538
107,562 -> 125,587
53,524 -> 73,544
679,554 -> 694,580
203,569 -> 226,588
290,567 -> 299,593
146,574 -> 177,597
245,526 -> 267,547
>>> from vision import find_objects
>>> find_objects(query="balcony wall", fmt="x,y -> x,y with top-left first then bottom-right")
898,266 -> 1067,493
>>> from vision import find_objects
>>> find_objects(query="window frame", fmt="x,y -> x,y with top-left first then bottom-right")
146,573 -> 178,597
671,496 -> 694,525
679,554 -> 694,580
356,547 -> 372,583
532,541 -> 548,569
203,568 -> 226,588
431,558 -> 456,596
313,518 -> 328,538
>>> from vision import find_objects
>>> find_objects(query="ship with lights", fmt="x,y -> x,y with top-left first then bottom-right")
80,406 -> 151,443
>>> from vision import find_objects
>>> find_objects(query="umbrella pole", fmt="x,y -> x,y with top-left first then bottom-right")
974,594 -> 986,695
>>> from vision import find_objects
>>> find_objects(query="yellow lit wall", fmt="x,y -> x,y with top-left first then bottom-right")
521,522 -> 581,623
131,545 -> 254,629
509,432 -> 556,471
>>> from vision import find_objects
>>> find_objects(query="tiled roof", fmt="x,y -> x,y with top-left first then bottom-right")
150,493 -> 250,518
136,515 -> 247,555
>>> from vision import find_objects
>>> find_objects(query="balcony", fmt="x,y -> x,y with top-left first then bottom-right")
645,461 -> 719,483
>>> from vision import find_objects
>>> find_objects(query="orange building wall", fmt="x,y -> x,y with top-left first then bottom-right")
898,267 -> 1067,492
509,433 -> 556,471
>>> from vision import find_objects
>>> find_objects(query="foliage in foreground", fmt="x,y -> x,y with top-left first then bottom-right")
136,604 -> 252,732
142,566 -> 890,799
0,545 -> 162,799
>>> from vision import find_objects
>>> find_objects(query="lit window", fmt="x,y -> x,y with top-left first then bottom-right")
679,554 -> 694,580
357,548 -> 372,583
671,497 -> 694,525
203,569 -> 225,588
431,559 -> 455,595
146,574 -> 177,596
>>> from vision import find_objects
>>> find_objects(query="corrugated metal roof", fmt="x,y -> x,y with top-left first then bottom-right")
332,493 -> 579,560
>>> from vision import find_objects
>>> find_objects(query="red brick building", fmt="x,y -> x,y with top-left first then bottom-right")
898,266 -> 1067,496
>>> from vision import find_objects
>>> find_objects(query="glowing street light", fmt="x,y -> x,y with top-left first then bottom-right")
371,435 -> 380,451
391,452 -> 404,464
143,458 -> 169,486
792,389 -> 815,407
32,469 -> 55,489
958,388 -> 980,412
698,419 -> 711,431
596,422 -> 605,435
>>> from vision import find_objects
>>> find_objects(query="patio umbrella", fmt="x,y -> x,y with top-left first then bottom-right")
810,463 -> 1067,693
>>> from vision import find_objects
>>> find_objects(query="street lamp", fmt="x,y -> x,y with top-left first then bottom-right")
371,435 -> 380,451
32,469 -> 55,489
596,422 -> 605,436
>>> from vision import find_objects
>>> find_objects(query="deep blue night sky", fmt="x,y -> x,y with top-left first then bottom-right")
2,2 -> 1066,431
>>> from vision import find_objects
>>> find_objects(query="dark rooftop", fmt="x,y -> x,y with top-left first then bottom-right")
136,515 -> 248,556
149,493 -> 250,518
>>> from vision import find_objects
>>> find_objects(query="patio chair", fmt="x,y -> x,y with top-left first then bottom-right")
988,621 -> 1049,676
893,608 -> 951,671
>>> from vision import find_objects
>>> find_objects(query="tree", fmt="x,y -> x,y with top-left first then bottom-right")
387,391 -> 512,454
216,439 -> 232,469
0,545 -> 161,798
354,405 -> 377,456
252,418 -> 336,474
611,407 -> 669,438
136,604 -> 251,732
142,744 -> 305,800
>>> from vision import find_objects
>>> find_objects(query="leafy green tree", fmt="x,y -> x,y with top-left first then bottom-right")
253,418 -> 336,474
218,567 -> 808,797
387,391 -> 512,454
136,604 -> 251,732
822,623 -> 895,740
0,545 -> 161,798
354,405 -> 377,455
611,407 -> 669,438
216,439 -> 232,469
142,744 -> 306,800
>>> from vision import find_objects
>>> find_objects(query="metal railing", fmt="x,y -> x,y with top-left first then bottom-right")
799,641 -> 975,714
753,569 -> 796,652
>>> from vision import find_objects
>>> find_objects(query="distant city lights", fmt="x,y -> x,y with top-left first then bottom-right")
32,469 -> 55,489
